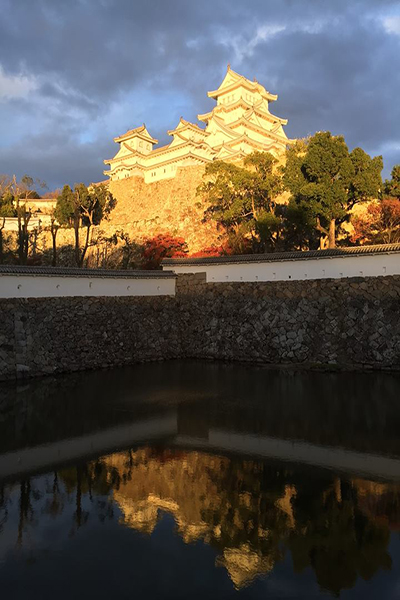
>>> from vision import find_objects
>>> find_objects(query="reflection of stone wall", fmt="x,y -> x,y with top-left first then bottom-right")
1,273 -> 400,379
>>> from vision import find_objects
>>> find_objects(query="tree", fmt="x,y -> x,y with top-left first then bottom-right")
55,183 -> 116,267
0,190 -> 15,263
198,151 -> 283,252
7,174 -> 47,264
283,132 -> 383,248
384,165 -> 400,198
16,175 -> 47,264
0,175 -> 31,264
15,202 -> 31,265
351,164 -> 400,246
351,197 -> 400,245
46,211 -> 60,267
141,233 -> 188,269
41,188 -> 62,199
114,230 -> 143,270
275,201 -> 321,251
0,174 -> 45,264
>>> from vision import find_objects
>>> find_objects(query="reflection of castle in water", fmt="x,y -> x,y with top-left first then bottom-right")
2,444 -> 399,595
103,448 -> 399,592
108,448 -> 296,588
2,364 -> 400,595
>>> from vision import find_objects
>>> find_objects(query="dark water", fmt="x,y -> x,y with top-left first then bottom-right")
0,361 -> 400,599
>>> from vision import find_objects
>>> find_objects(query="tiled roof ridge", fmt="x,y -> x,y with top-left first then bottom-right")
0,265 -> 176,278
163,243 -> 400,265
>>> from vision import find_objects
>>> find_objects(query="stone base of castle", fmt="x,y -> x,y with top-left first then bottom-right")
105,165 -> 221,252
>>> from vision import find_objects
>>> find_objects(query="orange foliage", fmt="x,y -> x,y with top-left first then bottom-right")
189,245 -> 227,258
141,233 -> 188,269
188,236 -> 253,258
351,197 -> 400,245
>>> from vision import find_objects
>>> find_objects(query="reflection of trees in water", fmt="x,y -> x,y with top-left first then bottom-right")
2,448 -> 399,594
42,472 -> 64,519
199,459 -> 296,588
288,477 -> 393,596
56,460 -> 120,533
0,484 -> 11,535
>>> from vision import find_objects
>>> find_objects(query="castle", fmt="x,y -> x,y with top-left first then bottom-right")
104,66 -> 290,183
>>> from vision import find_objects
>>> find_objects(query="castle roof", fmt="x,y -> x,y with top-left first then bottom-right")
229,117 -> 289,144
207,66 -> 278,103
114,124 -> 158,145
167,117 -> 208,137
198,102 -> 288,128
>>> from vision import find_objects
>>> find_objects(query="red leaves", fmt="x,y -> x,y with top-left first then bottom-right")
189,245 -> 226,258
140,234 -> 251,267
351,197 -> 400,245
141,233 -> 188,269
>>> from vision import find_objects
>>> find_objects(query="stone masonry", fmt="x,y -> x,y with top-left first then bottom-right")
107,166 -> 220,253
1,273 -> 400,380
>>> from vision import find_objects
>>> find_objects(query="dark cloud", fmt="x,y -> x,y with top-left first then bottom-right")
0,0 -> 399,188
0,132 -> 114,189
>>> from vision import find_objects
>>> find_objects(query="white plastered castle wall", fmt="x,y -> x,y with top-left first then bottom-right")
0,274 -> 176,298
163,252 -> 400,283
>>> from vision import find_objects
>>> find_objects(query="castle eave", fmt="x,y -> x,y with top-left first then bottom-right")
114,125 -> 158,145
208,79 -> 278,102
229,119 -> 288,144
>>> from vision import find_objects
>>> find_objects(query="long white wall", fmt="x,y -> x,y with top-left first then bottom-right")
1,216 -> 51,232
0,274 -> 176,298
0,414 -> 177,480
175,430 -> 400,481
164,252 -> 400,282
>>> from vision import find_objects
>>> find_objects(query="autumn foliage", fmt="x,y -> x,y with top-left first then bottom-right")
141,233 -> 188,269
189,246 -> 226,258
188,235 -> 254,257
351,198 -> 400,245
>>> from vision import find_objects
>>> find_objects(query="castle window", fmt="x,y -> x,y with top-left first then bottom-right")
139,141 -> 143,147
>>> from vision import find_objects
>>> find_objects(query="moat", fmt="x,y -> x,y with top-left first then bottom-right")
0,360 -> 399,599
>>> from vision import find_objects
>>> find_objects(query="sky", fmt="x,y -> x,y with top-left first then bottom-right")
0,0 -> 399,190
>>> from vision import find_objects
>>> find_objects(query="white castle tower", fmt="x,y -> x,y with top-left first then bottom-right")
104,66 -> 290,183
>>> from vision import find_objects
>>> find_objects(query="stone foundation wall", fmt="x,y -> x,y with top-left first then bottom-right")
1,274 -> 400,380
0,296 -> 179,380
175,274 -> 400,369
107,166 -> 221,252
